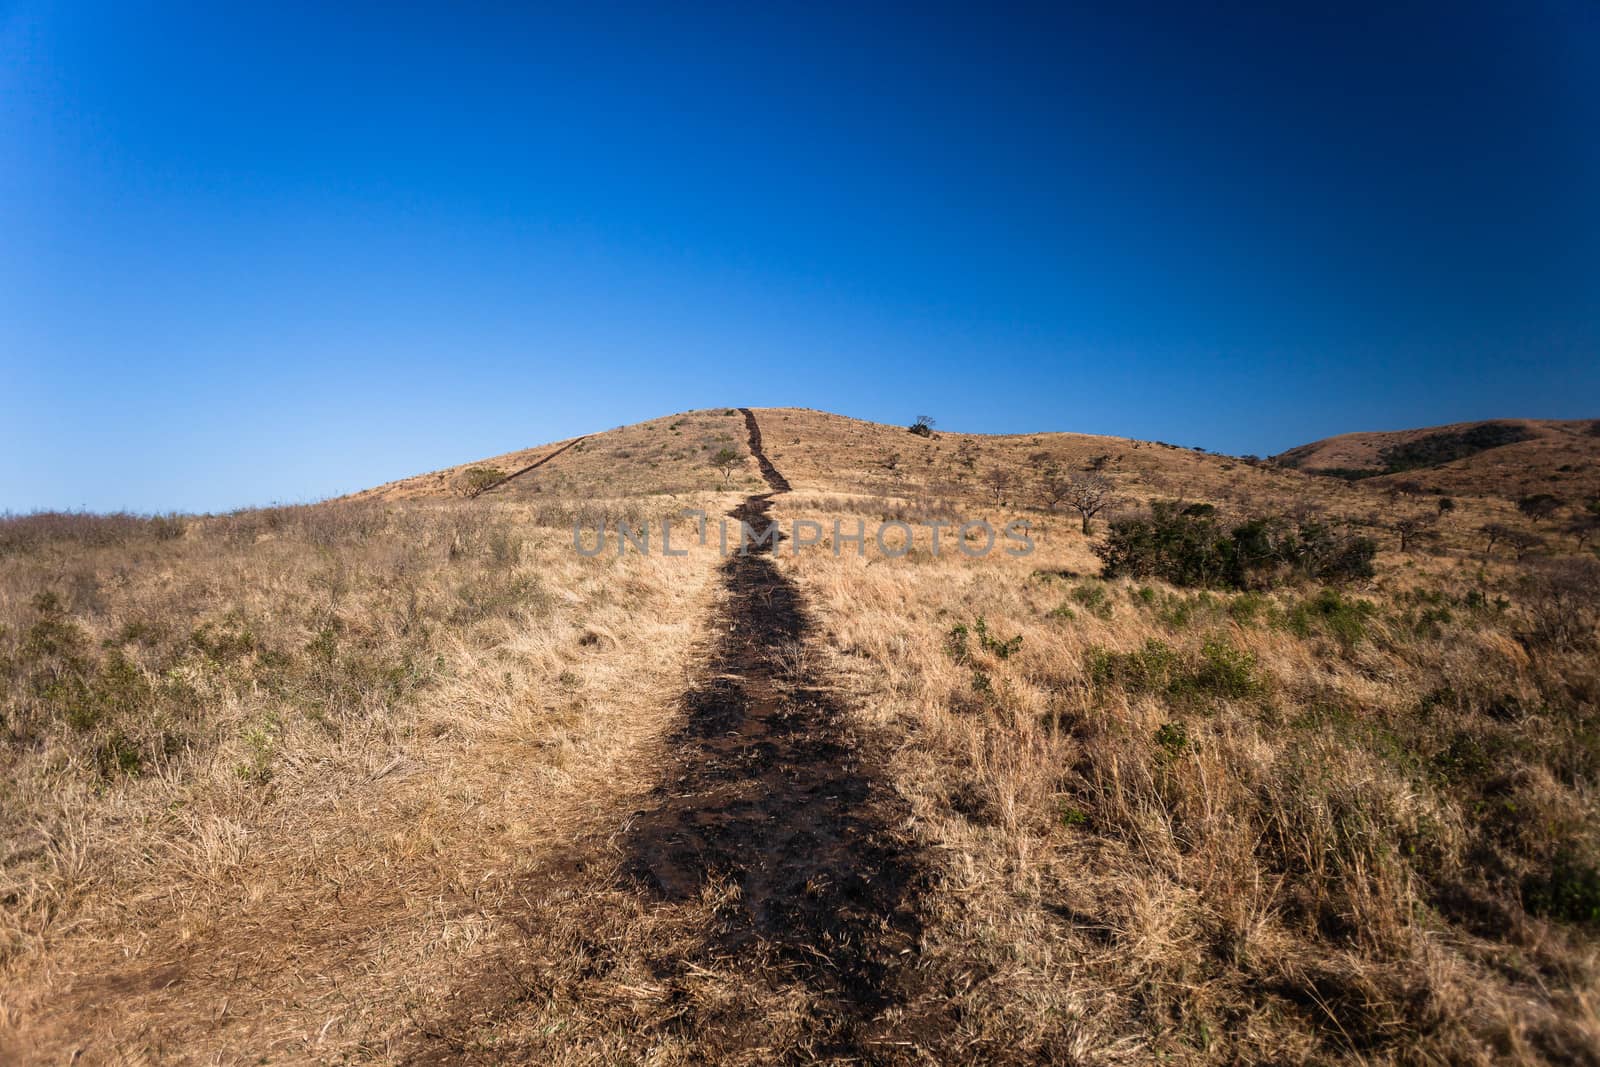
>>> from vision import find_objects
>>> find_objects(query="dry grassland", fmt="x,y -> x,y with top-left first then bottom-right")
1,494 -> 731,1062
3,405 -> 1597,1064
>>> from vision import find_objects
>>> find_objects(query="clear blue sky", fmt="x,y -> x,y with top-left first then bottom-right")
4,2 -> 1597,513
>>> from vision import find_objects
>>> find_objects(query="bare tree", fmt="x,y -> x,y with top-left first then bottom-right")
909,414 -> 936,438
1480,523 -> 1510,554
1394,513 -> 1438,553
709,447 -> 742,487
1062,474 -> 1114,535
1037,466 -> 1071,512
983,466 -> 1013,505
1504,528 -> 1546,562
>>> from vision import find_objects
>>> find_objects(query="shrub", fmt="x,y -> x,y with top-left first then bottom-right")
1096,502 -> 1375,590
1517,557 -> 1600,653
947,618 -> 1022,662
1525,852 -> 1600,925
1085,637 -> 1261,702
1288,588 -> 1376,648
456,466 -> 505,498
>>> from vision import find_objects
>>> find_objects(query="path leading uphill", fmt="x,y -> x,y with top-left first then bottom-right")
406,409 -> 937,1063
477,434 -> 589,494
622,410 -> 926,1044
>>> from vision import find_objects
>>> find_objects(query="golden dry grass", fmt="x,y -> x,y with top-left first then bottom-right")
1,494 -> 733,1062
767,485 -> 1600,1063
3,405 -> 1597,1064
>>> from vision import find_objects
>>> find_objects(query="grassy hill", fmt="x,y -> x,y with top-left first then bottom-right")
1275,417 -> 1600,499
4,407 -> 1599,1064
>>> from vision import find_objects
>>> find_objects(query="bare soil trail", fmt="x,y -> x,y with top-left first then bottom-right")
621,410 -> 926,1036
479,434 -> 589,494
405,409 -> 940,1063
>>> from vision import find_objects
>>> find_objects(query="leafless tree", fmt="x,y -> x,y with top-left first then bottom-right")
1504,528 -> 1546,562
983,466 -> 1013,505
1394,512 -> 1438,553
1062,474 -> 1114,535
1037,466 -> 1071,512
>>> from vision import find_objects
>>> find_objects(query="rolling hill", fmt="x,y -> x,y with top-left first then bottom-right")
1274,417 -> 1600,499
5,406 -> 1599,1065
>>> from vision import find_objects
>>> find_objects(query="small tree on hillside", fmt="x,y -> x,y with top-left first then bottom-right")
909,415 -> 936,438
710,447 -> 742,487
1504,528 -> 1547,562
1394,512 -> 1438,553
1517,493 -> 1563,524
1565,514 -> 1600,551
1481,523 -> 1512,554
1063,474 -> 1114,535
983,466 -> 1013,505
1437,496 -> 1456,515
1037,466 -> 1071,512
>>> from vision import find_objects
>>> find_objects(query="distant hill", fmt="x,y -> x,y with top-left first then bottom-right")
344,408 -> 1597,514
344,406 -> 1333,515
1275,418 -> 1600,499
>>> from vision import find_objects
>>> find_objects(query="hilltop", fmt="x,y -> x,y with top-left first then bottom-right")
351,405 -> 1331,515
1275,417 -> 1599,499
351,408 -> 1595,512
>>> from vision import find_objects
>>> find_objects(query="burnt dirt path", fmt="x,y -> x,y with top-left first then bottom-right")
621,410 -> 927,1047
405,409 -> 939,1064
478,434 -> 589,494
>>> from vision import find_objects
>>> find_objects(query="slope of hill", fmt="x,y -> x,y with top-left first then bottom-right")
353,405 -> 1355,517
1275,418 -> 1600,499
5,407 -> 1599,1064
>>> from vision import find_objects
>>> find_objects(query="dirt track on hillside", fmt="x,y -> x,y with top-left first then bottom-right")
620,411 -> 927,1041
405,409 -> 936,1063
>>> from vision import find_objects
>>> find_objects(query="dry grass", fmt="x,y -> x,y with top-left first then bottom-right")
4,405 -> 1597,1064
0,494 -> 732,1062
771,485 -> 1600,1064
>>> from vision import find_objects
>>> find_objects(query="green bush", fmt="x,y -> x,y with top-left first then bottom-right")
1096,502 -> 1375,590
1288,588 -> 1376,648
1525,853 -> 1600,925
1086,637 -> 1260,702
948,617 -> 1022,662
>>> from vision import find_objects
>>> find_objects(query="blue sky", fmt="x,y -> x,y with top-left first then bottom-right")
4,2 -> 1597,513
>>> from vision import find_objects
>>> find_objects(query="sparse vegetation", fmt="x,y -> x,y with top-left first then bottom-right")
709,445 -> 742,486
8,407 -> 1600,1064
1097,501 -> 1377,589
